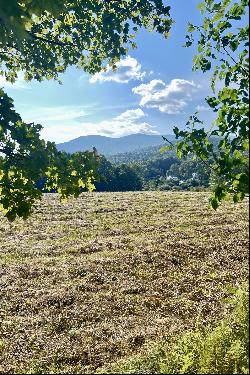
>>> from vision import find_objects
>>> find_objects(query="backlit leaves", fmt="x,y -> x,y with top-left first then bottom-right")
0,0 -> 173,83
170,0 -> 249,209
0,89 -> 99,221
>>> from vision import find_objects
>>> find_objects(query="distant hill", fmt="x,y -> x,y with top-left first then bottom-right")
107,144 -> 176,165
56,133 -> 175,155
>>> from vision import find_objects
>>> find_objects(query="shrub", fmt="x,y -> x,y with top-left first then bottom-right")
100,283 -> 249,374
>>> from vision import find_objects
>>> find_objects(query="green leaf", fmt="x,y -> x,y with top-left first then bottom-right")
188,23 -> 195,32
210,197 -> 219,210
197,2 -> 206,14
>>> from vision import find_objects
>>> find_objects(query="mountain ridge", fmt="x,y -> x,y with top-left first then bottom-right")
56,133 -> 175,155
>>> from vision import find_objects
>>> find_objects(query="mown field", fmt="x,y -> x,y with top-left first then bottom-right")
0,192 -> 249,374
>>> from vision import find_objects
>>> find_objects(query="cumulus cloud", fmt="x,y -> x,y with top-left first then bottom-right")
40,108 -> 158,143
115,108 -> 146,121
132,78 -> 199,114
89,56 -> 146,84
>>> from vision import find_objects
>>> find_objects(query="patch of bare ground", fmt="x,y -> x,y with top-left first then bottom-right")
0,192 -> 248,373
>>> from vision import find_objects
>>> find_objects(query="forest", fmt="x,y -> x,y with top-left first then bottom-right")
36,147 -> 212,193
90,152 -> 211,192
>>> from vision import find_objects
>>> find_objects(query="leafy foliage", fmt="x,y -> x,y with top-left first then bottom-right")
98,161 -> 143,192
39,156 -> 144,193
0,0 -> 173,82
0,89 -> 98,221
165,0 -> 249,208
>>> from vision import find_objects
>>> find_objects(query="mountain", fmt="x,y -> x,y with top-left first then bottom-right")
56,133 -> 175,155
107,144 -> 176,165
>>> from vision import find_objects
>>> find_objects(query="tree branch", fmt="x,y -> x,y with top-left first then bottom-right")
28,32 -> 76,47
0,50 -> 15,57
222,46 -> 248,75
162,136 -> 219,173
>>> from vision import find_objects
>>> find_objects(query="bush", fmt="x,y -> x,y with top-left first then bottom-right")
99,283 -> 249,374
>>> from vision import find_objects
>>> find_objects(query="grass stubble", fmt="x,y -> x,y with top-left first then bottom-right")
0,192 -> 248,373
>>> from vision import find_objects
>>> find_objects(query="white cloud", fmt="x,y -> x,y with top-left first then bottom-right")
133,78 -> 199,114
196,104 -> 210,112
0,73 -> 29,90
115,108 -> 146,121
89,56 -> 146,84
23,106 -> 89,124
40,108 -> 158,143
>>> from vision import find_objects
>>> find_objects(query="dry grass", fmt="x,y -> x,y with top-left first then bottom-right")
0,192 -> 249,374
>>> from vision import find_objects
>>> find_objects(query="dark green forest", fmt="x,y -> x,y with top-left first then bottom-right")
36,145 -> 212,193
96,153 -> 212,192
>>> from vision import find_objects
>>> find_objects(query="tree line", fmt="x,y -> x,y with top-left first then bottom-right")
36,151 -> 213,193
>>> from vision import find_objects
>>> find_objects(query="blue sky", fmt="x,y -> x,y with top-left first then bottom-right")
1,0 -> 215,144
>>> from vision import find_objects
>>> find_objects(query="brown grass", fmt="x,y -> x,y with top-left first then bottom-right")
0,192 -> 249,373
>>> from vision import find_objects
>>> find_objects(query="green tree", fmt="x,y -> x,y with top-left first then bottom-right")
113,164 -> 143,191
94,156 -> 143,192
0,0 -> 173,220
0,89 -> 99,221
164,0 -> 249,208
0,0 -> 172,81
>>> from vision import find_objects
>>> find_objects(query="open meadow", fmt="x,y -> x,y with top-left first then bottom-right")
0,192 -> 249,373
